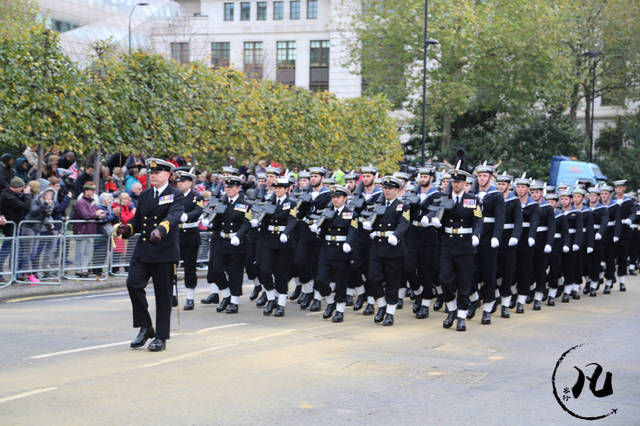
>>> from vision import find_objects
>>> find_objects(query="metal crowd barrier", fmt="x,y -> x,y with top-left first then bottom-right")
62,220 -> 111,281
13,220 -> 64,285
0,221 -> 17,288
110,232 -> 139,277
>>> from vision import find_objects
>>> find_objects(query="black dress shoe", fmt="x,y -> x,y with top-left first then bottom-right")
374,306 -> 387,323
466,300 -> 478,319
620,283 -> 626,292
225,303 -> 239,314
443,310 -> 456,328
481,311 -> 491,324
323,303 -> 336,319
289,285 -> 302,301
589,290 -> 597,297
397,299 -> 404,310
456,317 -> 466,331
412,298 -> 421,314
547,296 -> 555,306
300,293 -> 313,310
130,327 -> 155,348
501,306 -> 510,318
433,295 -> 443,311
249,285 -> 261,301
332,311 -> 344,323
533,300 -> 541,311
630,269 -> 637,276
256,291 -> 267,307
171,295 -> 178,307
148,338 -> 165,352
571,290 -> 581,300
525,294 -> 533,304
353,294 -> 365,311
561,293 -> 570,303
263,300 -> 276,315
382,313 -> 394,326
201,293 -> 219,305
603,285 -> 611,294
408,288 -> 416,300
274,305 -> 285,317
415,305 -> 429,319
183,299 -> 194,311
309,299 -> 322,312
516,303 -> 524,313
346,295 -> 354,306
583,285 -> 590,294
216,297 -> 230,312
542,290 -> 548,302
362,303 -> 375,315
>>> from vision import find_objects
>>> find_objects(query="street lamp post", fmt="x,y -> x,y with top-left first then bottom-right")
129,2 -> 149,55
582,50 -> 602,162
420,0 -> 439,165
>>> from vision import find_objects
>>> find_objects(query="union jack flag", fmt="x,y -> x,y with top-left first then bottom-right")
68,162 -> 79,180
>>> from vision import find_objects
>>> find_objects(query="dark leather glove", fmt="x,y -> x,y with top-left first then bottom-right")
116,224 -> 128,237
150,229 -> 162,242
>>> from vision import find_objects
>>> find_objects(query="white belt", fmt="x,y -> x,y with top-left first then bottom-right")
444,227 -> 472,235
267,225 -> 284,232
483,217 -> 495,223
583,228 -> 586,232
607,221 -> 615,226
219,231 -> 237,239
325,235 -> 347,242
181,222 -> 200,229
371,231 -> 395,237
554,233 -> 561,239
537,226 -> 548,232
594,224 -> 600,229
522,222 -> 530,227
411,220 -> 431,228
568,229 -> 576,234
503,223 -> 515,229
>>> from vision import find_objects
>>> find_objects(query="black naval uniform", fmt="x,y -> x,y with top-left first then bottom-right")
516,197 -> 539,308
578,204 -> 595,286
533,200 -> 555,301
562,206 -> 583,298
179,189 -> 204,296
497,193 -> 523,307
123,185 -> 184,341
475,186 -> 505,311
603,199 -> 621,285
588,202 -> 609,293
548,208 -> 570,303
615,195 -> 634,284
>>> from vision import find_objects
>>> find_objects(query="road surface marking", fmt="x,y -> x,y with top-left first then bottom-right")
47,292 -> 127,302
141,344 -> 237,368
5,292 -> 90,303
0,387 -> 58,404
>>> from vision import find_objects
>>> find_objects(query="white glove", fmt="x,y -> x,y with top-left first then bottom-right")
613,236 -> 619,243
387,235 -> 398,246
309,224 -> 319,234
230,236 -> 240,246
595,233 -> 602,241
490,237 -> 499,248
563,245 -> 570,253
587,246 -> 593,254
202,218 -> 210,227
362,221 -> 372,231
508,237 -> 518,247
250,219 -> 259,228
528,237 -> 535,247
572,244 -> 579,252
431,217 -> 441,228
472,235 -> 479,247
279,233 -> 288,244
343,243 -> 352,253
180,213 -> 188,223
420,215 -> 429,226
369,232 -> 376,240
544,244 -> 552,254
622,218 -> 632,225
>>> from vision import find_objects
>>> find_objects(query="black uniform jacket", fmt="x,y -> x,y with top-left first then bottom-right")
211,193 -> 251,254
318,205 -> 357,261
370,198 -> 410,258
440,192 -> 483,256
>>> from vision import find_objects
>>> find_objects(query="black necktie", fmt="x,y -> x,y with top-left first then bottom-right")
154,189 -> 159,200
454,196 -> 460,207
386,201 -> 390,207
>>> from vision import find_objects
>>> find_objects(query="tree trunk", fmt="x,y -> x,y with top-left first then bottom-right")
569,82 -> 581,123
441,112 -> 451,152
93,147 -> 101,190
36,145 -> 43,179
584,85 -> 592,144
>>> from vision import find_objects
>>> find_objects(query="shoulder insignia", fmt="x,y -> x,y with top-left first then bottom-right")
396,203 -> 403,211
245,211 -> 253,220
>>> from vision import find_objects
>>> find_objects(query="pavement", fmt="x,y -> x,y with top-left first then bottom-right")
1,277 -> 639,425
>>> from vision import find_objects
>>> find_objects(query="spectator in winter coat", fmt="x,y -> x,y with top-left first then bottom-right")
71,182 -> 105,277
13,157 -> 30,182
0,178 -> 32,281
19,187 -> 57,283
0,153 -> 14,192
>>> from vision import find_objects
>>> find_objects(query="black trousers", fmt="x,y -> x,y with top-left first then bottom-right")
209,250 -> 245,296
294,240 -> 321,284
315,256 -> 350,303
477,245 -> 498,302
439,248 -> 474,310
548,246 -> 562,289
616,239 -> 630,276
497,247 -> 517,297
533,247 -> 549,293
127,261 -> 173,340
604,237 -> 617,281
589,242 -> 604,282
244,240 -> 259,281
352,240 -> 371,289
180,243 -> 199,289
368,254 -> 403,305
405,244 -> 438,299
258,244 -> 292,294
516,246 -> 535,295
562,251 -> 578,284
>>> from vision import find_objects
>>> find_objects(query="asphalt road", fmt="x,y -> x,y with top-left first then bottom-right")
1,278 -> 639,425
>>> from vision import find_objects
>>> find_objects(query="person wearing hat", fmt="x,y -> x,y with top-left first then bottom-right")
363,175 -> 410,326
495,173 -> 523,316
544,193 -> 568,306
343,172 -> 358,194
0,153 -> 15,192
512,176 -> 539,314
296,167 -> 332,311
558,189 -> 583,303
116,158 -> 184,352
405,165 -> 442,319
586,186 -> 609,296
439,168 -> 483,331
309,185 -> 357,322
630,189 -> 640,277
255,176 -> 298,316
172,171 -> 204,310
391,170 -> 411,308
599,184 -> 620,293
70,181 -> 106,278
529,181 -> 556,311
468,163 -> 505,324
206,175 -> 251,314
573,187 -> 594,297
245,172 -> 268,302
612,179 -> 634,291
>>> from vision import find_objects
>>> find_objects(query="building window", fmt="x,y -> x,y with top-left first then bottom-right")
257,2 -> 267,20
211,42 -> 230,68
240,2 -> 250,20
310,40 -> 329,92
290,1 -> 300,19
224,3 -> 234,21
307,0 -> 317,19
244,41 -> 264,80
273,1 -> 284,20
276,41 -> 296,86
170,42 -> 190,64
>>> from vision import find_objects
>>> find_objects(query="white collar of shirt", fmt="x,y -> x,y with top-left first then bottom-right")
453,192 -> 464,202
336,206 -> 344,215
276,196 -> 287,204
228,195 -> 239,204
154,183 -> 168,197
419,192 -> 427,201
385,198 -> 396,206
183,189 -> 191,197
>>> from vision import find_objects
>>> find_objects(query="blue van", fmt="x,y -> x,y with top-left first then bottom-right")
549,156 -> 607,187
